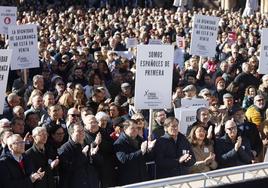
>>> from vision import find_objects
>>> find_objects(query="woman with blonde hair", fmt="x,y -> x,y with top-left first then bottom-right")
26,89 -> 43,108
58,91 -> 74,111
73,84 -> 87,106
188,125 -> 218,173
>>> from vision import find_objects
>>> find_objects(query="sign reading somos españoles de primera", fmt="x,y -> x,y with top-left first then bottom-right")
134,45 -> 174,109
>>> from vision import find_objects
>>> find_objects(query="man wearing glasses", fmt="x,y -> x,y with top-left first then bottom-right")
246,95 -> 266,129
0,134 -> 45,187
215,119 -> 253,169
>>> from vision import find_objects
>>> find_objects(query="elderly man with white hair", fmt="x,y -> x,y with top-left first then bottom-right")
215,119 -> 253,169
0,134 -> 45,187
0,118 -> 11,131
95,111 -> 113,134
25,127 -> 59,188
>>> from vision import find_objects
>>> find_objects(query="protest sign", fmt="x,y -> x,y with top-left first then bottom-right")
259,28 -> 268,74
8,24 -> 39,70
134,44 -> 174,109
190,15 -> 219,58
148,39 -> 162,45
114,51 -> 134,60
126,38 -> 138,48
0,6 -> 17,35
174,107 -> 198,135
181,98 -> 209,108
228,31 -> 237,44
0,49 -> 12,114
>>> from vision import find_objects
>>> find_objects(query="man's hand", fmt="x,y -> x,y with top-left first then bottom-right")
50,157 -> 59,169
234,136 -> 242,151
82,145 -> 89,156
94,132 -> 102,145
179,153 -> 192,163
30,168 -> 45,183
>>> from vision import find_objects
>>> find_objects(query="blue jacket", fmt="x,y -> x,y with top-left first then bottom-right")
113,132 -> 152,186
215,134 -> 253,168
154,132 -> 196,179
57,139 -> 99,188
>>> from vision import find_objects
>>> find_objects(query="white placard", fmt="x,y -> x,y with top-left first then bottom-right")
0,6 -> 17,35
173,0 -> 187,7
134,45 -> 174,109
8,24 -> 39,70
148,39 -> 162,45
190,15 -> 219,58
174,107 -> 198,135
0,49 -> 12,114
114,51 -> 134,60
126,38 -> 138,48
259,28 -> 268,74
181,98 -> 209,108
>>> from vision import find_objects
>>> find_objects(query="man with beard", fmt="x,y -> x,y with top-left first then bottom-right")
246,95 -> 266,129
152,110 -> 167,139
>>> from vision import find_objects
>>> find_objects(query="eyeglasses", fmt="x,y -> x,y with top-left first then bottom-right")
69,114 -> 80,117
57,83 -> 64,86
226,126 -> 237,131
13,141 -> 26,145
256,98 -> 264,102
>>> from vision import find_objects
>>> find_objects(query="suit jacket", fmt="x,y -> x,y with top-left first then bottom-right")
25,144 -> 55,188
0,151 -> 33,188
154,132 -> 196,179
57,139 -> 99,188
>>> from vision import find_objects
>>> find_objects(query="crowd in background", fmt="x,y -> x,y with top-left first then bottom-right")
0,0 -> 268,187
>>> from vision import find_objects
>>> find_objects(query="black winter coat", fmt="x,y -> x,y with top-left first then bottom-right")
113,132 -> 151,186
0,152 -> 34,188
57,139 -> 99,188
84,128 -> 117,187
25,144 -> 55,188
215,134 -> 253,168
154,132 -> 196,179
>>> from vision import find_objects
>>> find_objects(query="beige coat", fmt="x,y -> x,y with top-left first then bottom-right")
190,143 -> 218,173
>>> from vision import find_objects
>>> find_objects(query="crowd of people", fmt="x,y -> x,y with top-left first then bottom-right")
0,0 -> 268,187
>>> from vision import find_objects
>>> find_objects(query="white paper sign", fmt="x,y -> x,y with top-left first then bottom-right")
114,51 -> 134,60
126,38 -> 138,48
181,98 -> 209,108
174,107 -> 198,135
149,39 -> 162,45
259,28 -> 268,74
173,0 -> 187,7
0,6 -> 17,35
0,49 -> 12,114
134,45 -> 174,109
190,15 -> 219,58
8,24 -> 39,70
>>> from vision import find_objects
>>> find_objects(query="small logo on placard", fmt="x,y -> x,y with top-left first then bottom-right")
17,56 -> 30,63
